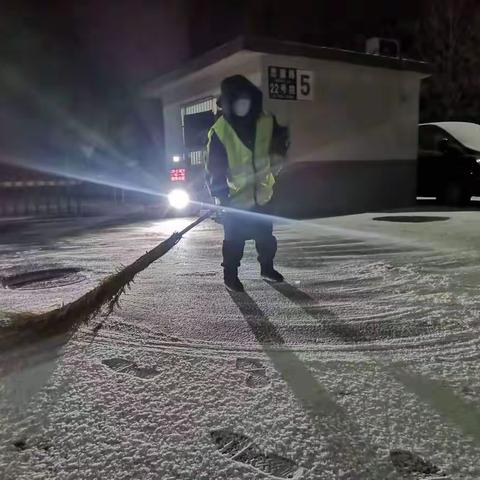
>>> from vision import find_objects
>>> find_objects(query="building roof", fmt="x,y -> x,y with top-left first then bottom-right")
143,35 -> 431,95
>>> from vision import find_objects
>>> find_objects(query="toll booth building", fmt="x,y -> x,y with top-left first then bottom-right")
144,36 -> 430,218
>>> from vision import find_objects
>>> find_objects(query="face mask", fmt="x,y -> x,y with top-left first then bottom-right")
232,98 -> 251,117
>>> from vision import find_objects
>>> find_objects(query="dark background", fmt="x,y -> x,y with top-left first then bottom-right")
1,0 -> 479,183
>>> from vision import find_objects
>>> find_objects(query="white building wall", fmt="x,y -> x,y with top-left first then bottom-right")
260,54 -> 423,163
161,52 -> 423,164
162,102 -> 184,162
153,50 -> 427,215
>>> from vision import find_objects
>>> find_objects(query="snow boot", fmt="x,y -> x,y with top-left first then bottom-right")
260,263 -> 284,283
224,268 -> 244,292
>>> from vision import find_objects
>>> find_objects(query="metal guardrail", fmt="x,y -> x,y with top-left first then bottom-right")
0,179 -> 84,217
0,180 -> 79,188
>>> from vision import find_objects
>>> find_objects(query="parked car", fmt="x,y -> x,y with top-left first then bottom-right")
418,122 -> 480,205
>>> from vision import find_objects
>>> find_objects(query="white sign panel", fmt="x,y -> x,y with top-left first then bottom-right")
296,70 -> 314,101
268,66 -> 314,101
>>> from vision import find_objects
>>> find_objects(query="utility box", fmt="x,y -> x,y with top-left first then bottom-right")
365,37 -> 401,58
143,36 -> 430,218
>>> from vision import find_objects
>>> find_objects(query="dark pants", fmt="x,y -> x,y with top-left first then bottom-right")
222,209 -> 277,270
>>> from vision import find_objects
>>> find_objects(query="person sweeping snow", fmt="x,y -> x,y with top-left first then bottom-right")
206,75 -> 289,292
1,76 -> 288,356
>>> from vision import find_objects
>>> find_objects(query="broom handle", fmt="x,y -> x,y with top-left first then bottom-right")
177,209 -> 215,237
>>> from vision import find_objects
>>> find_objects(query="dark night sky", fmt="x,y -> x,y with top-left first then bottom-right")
1,0 -> 423,88
0,0 -> 192,161
1,0 -> 190,93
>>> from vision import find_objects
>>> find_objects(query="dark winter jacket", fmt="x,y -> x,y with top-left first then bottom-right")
205,75 -> 289,202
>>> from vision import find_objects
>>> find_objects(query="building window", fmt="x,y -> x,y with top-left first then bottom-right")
181,97 -> 217,119
189,150 -> 206,166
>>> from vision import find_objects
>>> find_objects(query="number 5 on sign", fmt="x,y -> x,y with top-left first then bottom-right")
297,70 -> 314,100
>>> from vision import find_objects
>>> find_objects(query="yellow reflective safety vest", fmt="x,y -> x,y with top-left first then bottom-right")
207,113 -> 275,208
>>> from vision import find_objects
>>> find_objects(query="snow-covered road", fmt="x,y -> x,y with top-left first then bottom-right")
1,211 -> 480,479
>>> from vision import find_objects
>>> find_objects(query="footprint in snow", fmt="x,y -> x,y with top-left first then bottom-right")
211,429 -> 303,479
236,358 -> 270,389
390,450 -> 444,477
13,439 -> 51,453
102,358 -> 158,379
13,439 -> 27,451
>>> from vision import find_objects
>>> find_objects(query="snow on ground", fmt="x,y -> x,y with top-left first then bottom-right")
1,210 -> 480,479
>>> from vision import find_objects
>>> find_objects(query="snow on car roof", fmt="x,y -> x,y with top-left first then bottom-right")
421,121 -> 480,152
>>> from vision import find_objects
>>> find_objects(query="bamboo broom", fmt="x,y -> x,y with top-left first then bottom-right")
0,211 -> 212,352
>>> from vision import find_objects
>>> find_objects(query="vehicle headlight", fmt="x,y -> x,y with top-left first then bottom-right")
476,159 -> 480,165
168,189 -> 190,209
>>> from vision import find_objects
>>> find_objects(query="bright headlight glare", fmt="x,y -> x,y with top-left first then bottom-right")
168,189 -> 190,209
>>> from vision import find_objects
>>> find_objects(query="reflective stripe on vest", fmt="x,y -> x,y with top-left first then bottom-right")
207,114 -> 275,208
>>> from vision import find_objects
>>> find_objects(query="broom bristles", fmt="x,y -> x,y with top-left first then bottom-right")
0,231 -> 182,347
0,211 -> 213,355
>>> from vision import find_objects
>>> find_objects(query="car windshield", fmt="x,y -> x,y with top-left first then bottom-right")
434,122 -> 480,152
